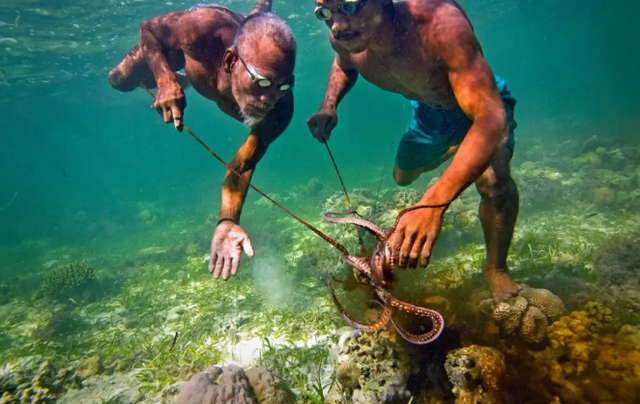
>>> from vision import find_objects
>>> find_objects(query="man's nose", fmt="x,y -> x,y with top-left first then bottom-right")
260,93 -> 277,108
331,16 -> 351,35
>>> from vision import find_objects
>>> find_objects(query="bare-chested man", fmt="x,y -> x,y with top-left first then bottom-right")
108,0 -> 296,281
307,0 -> 520,298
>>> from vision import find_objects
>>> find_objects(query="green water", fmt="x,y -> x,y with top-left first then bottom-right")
1,1 -> 640,403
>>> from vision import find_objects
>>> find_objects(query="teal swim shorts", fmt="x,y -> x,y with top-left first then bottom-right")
395,75 -> 517,171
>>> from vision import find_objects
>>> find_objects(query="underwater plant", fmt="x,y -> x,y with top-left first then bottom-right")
258,338 -> 335,404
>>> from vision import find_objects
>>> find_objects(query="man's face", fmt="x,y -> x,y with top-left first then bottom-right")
229,39 -> 295,128
315,0 -> 384,53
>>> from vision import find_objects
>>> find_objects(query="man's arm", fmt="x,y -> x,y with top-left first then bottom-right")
388,7 -> 508,269
422,8 -> 508,204
139,13 -> 189,130
218,92 -> 294,222
307,54 -> 359,142
320,54 -> 359,113
210,94 -> 294,280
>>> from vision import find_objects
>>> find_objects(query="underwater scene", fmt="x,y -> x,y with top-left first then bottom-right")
1,0 -> 640,403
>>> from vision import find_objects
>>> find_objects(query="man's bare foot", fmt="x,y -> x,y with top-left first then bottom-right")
485,270 -> 523,299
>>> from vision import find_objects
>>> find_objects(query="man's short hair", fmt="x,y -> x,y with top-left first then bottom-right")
234,13 -> 297,66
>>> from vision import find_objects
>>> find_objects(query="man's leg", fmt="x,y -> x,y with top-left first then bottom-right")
475,145 -> 522,299
393,165 -> 428,186
108,44 -> 155,92
393,145 -> 459,186
108,44 -> 190,92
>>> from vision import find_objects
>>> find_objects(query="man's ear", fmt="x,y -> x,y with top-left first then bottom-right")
223,48 -> 237,73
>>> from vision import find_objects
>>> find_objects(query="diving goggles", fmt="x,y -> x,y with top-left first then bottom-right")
314,0 -> 368,21
237,52 -> 293,92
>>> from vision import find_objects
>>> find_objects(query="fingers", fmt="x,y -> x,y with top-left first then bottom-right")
306,117 -> 323,141
152,100 -> 184,131
306,114 -> 333,142
398,232 -> 415,269
230,252 -> 240,277
242,237 -> 254,258
212,254 -> 224,280
210,227 -> 253,281
409,234 -> 426,268
171,105 -> 183,132
208,251 -> 215,274
387,230 -> 404,268
222,256 -> 232,280
421,234 -> 437,268
162,105 -> 172,123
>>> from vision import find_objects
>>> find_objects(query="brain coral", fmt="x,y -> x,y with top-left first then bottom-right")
480,287 -> 566,344
176,365 -> 293,404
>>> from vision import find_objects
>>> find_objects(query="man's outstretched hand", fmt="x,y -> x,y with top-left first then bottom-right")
209,220 -> 254,280
387,204 -> 448,269
153,77 -> 186,131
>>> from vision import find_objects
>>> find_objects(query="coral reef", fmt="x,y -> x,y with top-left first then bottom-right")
175,365 -> 293,404
245,367 -> 293,403
518,302 -> 640,404
479,287 -> 565,344
40,261 -> 97,301
336,361 -> 360,392
4,136 -> 640,404
444,345 -> 508,404
326,331 -> 412,404
0,360 -> 82,404
323,189 -> 377,214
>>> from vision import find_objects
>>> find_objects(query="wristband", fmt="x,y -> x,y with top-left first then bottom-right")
217,218 -> 237,226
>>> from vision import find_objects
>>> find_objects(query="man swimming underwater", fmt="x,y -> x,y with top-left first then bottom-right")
108,0 -> 296,281
307,0 -> 520,298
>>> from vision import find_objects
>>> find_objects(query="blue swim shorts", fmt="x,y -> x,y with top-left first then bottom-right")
395,75 -> 517,171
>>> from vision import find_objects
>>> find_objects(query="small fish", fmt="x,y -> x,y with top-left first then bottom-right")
14,12 -> 20,27
169,331 -> 179,352
62,168 -> 67,177
0,68 -> 6,83
0,38 -> 17,44
584,213 -> 598,219
68,298 -> 79,305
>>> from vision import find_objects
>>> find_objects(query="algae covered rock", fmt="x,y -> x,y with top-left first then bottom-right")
326,331 -> 412,404
445,345 -> 507,404
0,360 -> 82,404
41,261 -> 97,301
176,365 -> 293,404
336,361 -> 360,391
245,367 -> 294,404
77,356 -> 104,378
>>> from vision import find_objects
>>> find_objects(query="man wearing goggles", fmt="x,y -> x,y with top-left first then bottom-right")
307,0 -> 521,299
109,0 -> 296,281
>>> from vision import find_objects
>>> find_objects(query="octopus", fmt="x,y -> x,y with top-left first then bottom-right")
322,207 -> 445,344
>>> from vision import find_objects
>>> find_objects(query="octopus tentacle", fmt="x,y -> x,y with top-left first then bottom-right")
322,209 -> 446,345
343,254 -> 374,281
375,288 -> 445,339
369,300 -> 443,345
326,278 -> 390,332
322,212 -> 387,242
370,244 -> 389,286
